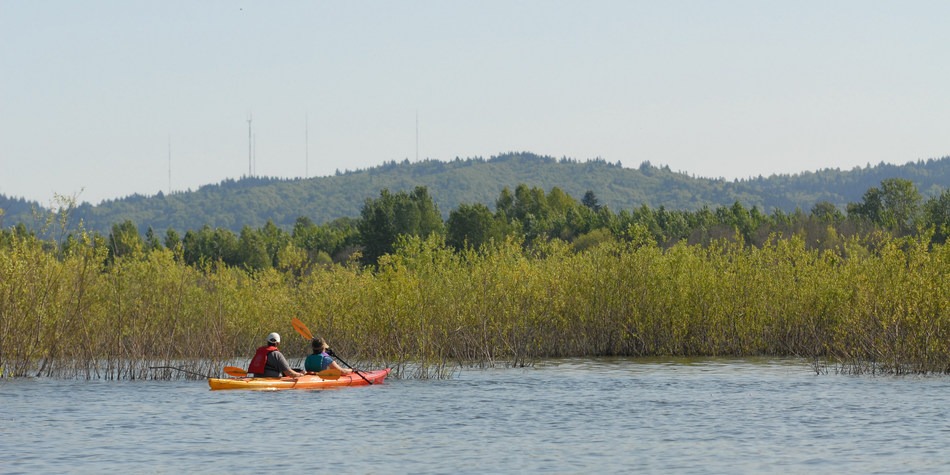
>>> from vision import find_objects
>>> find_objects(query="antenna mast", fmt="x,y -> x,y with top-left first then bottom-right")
305,113 -> 309,178
247,112 -> 253,177
168,134 -> 172,194
415,111 -> 419,161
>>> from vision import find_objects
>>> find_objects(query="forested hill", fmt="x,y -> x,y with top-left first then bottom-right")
3,152 -> 949,234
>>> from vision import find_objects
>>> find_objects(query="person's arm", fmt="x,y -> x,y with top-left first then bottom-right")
329,360 -> 353,375
274,351 -> 304,377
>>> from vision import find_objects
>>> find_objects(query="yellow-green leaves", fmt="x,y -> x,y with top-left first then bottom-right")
1,230 -> 948,378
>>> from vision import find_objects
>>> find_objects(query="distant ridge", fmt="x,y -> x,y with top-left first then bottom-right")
2,152 -> 948,234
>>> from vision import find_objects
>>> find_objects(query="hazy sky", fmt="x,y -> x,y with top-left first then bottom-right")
3,1 -> 950,205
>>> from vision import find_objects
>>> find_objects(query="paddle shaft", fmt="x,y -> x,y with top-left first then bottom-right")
330,352 -> 373,385
149,366 -> 208,378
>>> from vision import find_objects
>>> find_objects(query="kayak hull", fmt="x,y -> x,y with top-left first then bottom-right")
208,368 -> 391,391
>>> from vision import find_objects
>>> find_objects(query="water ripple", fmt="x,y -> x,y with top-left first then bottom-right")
3,359 -> 950,474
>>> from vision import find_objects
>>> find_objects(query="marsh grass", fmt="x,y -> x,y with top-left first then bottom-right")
1,230 -> 948,379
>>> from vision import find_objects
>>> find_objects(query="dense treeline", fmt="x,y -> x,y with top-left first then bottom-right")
36,177 -> 949,272
2,152 -> 949,235
1,179 -> 948,379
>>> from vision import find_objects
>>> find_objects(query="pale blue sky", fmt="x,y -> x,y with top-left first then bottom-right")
3,1 -> 949,205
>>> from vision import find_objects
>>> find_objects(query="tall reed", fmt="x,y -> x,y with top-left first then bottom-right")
1,230 -> 947,379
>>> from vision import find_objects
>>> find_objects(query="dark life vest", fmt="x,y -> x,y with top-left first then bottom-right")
248,345 -> 278,375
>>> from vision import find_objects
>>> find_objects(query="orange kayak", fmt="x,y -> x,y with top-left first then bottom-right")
208,368 -> 391,391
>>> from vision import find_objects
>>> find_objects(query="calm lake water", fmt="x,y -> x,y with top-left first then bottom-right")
3,358 -> 949,474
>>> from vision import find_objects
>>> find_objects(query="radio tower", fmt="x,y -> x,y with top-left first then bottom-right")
247,113 -> 253,177
168,135 -> 172,194
305,113 -> 309,178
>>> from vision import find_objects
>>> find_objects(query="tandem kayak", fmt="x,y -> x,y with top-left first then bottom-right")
208,368 -> 391,391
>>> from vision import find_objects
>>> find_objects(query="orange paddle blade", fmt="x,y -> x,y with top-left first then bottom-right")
291,317 -> 313,340
223,366 -> 248,377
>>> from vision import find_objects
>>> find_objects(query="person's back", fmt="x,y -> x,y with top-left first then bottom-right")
249,332 -> 304,378
305,337 -> 353,375
304,351 -> 333,373
260,348 -> 294,377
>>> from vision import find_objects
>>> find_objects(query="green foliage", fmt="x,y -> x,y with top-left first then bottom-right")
182,225 -> 239,267
446,203 -> 502,251
358,186 -> 443,266
291,216 -> 359,264
144,227 -> 162,252
4,153 -> 949,236
847,178 -> 922,236
571,228 -> 615,253
2,221 -> 949,379
924,189 -> 950,244
7,177 -> 947,272
811,201 -> 844,224
107,220 -> 143,261
163,228 -> 182,254
4,176 -> 950,380
581,190 -> 602,211
238,226 -> 271,270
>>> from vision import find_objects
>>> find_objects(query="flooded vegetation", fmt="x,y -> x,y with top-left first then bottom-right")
2,220 -> 947,379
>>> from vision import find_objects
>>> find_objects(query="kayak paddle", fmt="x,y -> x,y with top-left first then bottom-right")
223,366 -> 248,377
291,317 -> 313,340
